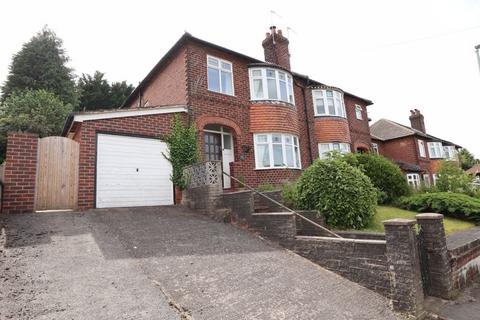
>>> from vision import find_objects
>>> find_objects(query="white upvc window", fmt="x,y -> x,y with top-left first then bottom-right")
249,68 -> 295,104
423,174 -> 431,187
428,142 -> 444,159
443,146 -> 457,161
254,133 -> 301,169
406,173 -> 421,189
418,140 -> 426,158
372,143 -> 379,155
312,89 -> 346,117
432,174 -> 439,185
318,142 -> 351,160
355,105 -> 363,120
207,56 -> 234,95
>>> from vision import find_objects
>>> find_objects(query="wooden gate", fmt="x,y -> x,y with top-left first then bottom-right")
35,137 -> 79,211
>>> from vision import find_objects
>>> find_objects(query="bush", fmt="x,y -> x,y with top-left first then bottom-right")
436,161 -> 473,195
342,153 -> 410,204
398,192 -> 480,223
281,181 -> 298,209
295,159 -> 377,229
257,183 -> 279,192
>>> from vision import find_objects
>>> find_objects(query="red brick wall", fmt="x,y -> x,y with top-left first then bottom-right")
76,113 -> 184,209
314,117 -> 351,144
2,133 -> 39,214
345,95 -> 372,151
127,48 -> 187,108
250,104 -> 299,135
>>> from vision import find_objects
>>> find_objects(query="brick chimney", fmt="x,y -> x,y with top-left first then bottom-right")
262,26 -> 291,70
409,109 -> 426,133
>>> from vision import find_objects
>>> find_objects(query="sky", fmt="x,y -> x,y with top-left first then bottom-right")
1,0 -> 480,155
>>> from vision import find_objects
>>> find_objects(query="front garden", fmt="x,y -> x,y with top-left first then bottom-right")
264,153 -> 479,235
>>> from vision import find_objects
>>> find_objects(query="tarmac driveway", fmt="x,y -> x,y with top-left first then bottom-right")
0,206 -> 396,319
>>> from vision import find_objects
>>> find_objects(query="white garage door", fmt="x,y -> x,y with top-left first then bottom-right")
96,134 -> 173,208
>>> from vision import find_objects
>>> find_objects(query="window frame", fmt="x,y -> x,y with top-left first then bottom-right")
372,143 -> 379,155
318,142 -> 351,160
418,139 -> 426,158
249,68 -> 295,105
427,142 -> 444,159
253,133 -> 301,170
355,105 -> 363,120
406,173 -> 421,189
207,55 -> 234,96
312,89 -> 346,118
423,174 -> 431,187
443,146 -> 457,161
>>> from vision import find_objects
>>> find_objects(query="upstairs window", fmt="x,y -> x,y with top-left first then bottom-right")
318,142 -> 350,160
428,142 -> 444,159
249,68 -> 295,104
418,140 -> 426,158
207,56 -> 233,95
443,146 -> 457,160
355,105 -> 363,120
312,89 -> 346,117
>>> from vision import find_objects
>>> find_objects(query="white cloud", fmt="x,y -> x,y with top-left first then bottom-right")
1,0 -> 479,154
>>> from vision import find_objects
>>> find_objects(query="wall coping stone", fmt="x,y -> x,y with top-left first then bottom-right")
295,235 -> 386,245
383,218 -> 416,226
416,213 -> 444,220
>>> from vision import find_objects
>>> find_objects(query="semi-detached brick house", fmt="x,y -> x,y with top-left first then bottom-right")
63,27 -> 375,210
370,109 -> 461,188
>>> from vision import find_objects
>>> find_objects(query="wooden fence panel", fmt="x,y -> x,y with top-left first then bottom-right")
35,137 -> 79,210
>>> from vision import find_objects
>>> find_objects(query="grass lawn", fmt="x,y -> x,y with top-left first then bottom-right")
363,206 -> 476,235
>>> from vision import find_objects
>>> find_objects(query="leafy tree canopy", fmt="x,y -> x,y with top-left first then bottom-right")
1,26 -> 77,107
0,89 -> 73,161
436,160 -> 473,194
77,71 -> 134,111
458,148 -> 478,171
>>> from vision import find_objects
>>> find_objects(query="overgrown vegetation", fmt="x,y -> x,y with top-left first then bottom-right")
295,159 -> 377,229
435,161 -> 473,195
163,116 -> 199,188
342,153 -> 410,204
398,192 -> 480,223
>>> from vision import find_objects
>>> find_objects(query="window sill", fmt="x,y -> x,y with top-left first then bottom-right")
314,115 -> 347,119
250,99 -> 295,108
207,89 -> 235,97
254,167 -> 302,171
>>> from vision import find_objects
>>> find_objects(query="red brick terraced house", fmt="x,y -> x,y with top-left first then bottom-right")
63,27 -> 375,210
370,109 -> 461,189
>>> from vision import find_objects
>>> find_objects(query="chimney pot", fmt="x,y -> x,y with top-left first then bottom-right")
409,109 -> 426,133
262,27 -> 291,70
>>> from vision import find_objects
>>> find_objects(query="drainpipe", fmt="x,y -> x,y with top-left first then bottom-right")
297,77 -> 314,164
476,44 -> 480,75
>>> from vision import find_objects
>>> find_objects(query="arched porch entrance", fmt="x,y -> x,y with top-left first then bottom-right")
203,124 -> 235,188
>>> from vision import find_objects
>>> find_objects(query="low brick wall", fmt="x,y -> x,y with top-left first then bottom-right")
449,237 -> 480,291
220,190 -> 254,222
292,236 -> 390,297
249,212 -> 296,243
253,190 -> 283,212
295,211 -> 327,236
182,184 -> 222,213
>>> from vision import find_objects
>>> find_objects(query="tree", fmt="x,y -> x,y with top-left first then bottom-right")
163,115 -> 199,188
458,148 -> 477,170
1,27 -> 77,107
0,90 -> 73,161
436,161 -> 473,194
76,71 -> 134,111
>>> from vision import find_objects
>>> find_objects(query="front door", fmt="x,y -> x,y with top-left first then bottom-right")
204,126 -> 235,189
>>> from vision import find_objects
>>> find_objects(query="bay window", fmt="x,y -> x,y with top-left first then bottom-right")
428,142 -> 444,159
207,56 -> 233,95
312,89 -> 346,117
249,68 -> 295,104
318,142 -> 350,160
443,146 -> 457,160
254,133 -> 301,169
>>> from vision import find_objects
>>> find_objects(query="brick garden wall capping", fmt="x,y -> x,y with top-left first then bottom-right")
448,237 -> 480,292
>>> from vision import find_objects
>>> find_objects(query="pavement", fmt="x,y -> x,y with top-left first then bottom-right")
0,206 -> 396,319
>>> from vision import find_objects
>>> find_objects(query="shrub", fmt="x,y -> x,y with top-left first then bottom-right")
282,181 -> 298,209
342,153 -> 410,204
398,192 -> 480,223
295,159 -> 377,229
163,115 -> 199,188
257,183 -> 279,192
435,161 -> 473,195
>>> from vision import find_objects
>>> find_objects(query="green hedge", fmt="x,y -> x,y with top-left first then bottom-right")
343,153 -> 410,204
295,159 -> 377,229
398,192 -> 480,223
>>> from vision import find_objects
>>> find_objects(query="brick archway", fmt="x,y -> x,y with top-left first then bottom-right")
354,142 -> 370,153
196,115 -> 242,136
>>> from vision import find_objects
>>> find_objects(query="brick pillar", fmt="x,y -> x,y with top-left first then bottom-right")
384,219 -> 425,318
416,213 -> 453,299
2,132 -> 39,214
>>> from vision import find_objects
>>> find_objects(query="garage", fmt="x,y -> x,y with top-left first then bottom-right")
96,133 -> 173,208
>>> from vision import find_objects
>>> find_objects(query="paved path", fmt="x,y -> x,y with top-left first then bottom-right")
1,206 -> 396,319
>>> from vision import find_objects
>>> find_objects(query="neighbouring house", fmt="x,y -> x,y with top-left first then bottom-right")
370,109 -> 461,188
61,27 -> 375,210
466,164 -> 480,184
